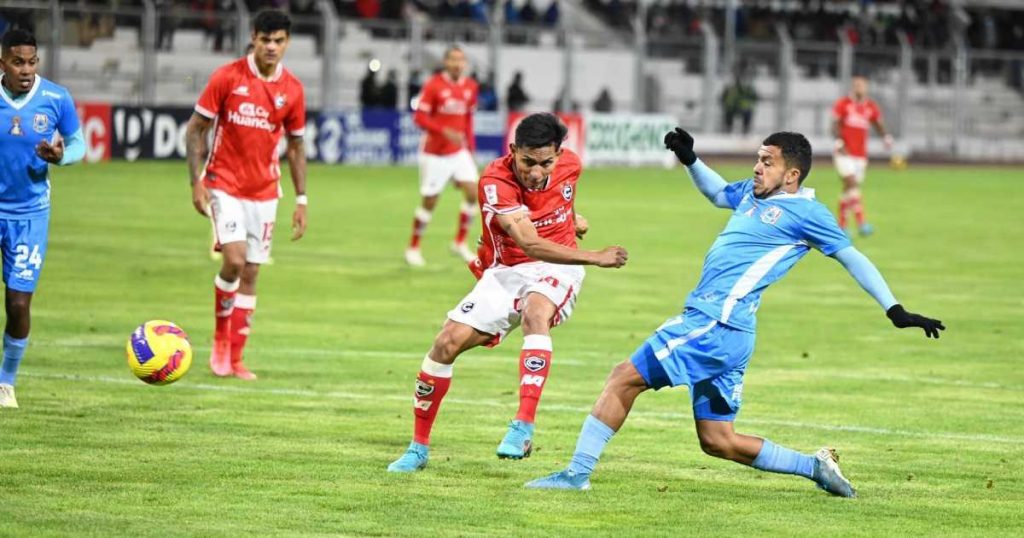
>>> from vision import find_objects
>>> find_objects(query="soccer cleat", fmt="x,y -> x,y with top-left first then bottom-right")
209,339 -> 233,377
496,419 -> 535,459
387,441 -> 429,473
404,248 -> 426,267
231,363 -> 258,381
0,383 -> 18,408
524,469 -> 591,490
858,223 -> 874,237
450,242 -> 476,263
812,447 -> 857,498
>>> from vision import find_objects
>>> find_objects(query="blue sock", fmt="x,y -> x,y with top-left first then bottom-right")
751,439 -> 816,479
567,415 -> 615,475
0,333 -> 29,386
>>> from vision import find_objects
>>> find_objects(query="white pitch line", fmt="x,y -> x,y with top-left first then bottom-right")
22,372 -> 1024,445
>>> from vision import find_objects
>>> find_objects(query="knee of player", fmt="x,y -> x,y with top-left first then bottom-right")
429,330 -> 463,364
697,431 -> 735,459
5,294 -> 31,315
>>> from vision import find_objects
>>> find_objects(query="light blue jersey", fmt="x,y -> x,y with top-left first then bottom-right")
0,74 -> 80,218
685,179 -> 851,333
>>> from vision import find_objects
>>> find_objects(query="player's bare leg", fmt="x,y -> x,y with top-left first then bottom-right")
497,292 -> 557,459
0,290 -> 33,408
406,194 -> 439,267
837,173 -> 857,230
210,241 -> 245,377
388,320 -> 494,472
229,263 -> 260,380
450,180 -> 478,263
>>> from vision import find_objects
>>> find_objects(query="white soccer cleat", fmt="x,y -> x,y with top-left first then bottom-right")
405,248 -> 426,267
0,383 -> 19,408
450,242 -> 476,263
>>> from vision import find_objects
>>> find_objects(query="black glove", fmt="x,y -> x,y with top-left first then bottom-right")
664,127 -> 697,166
886,304 -> 945,339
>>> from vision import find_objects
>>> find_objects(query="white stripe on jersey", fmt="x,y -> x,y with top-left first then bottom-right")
654,319 -> 717,361
720,244 -> 796,324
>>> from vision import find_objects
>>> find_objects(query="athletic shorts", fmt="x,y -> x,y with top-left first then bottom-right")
0,216 -> 49,293
419,149 -> 479,197
447,262 -> 585,346
209,189 -> 278,264
833,154 -> 868,184
630,308 -> 756,422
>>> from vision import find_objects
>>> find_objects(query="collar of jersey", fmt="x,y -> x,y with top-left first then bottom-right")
247,54 -> 283,82
0,74 -> 40,110
768,187 -> 816,200
441,71 -> 466,84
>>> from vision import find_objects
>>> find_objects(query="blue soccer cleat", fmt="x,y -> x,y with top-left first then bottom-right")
496,420 -> 535,459
524,469 -> 592,491
858,223 -> 874,237
387,441 -> 429,473
812,447 -> 856,498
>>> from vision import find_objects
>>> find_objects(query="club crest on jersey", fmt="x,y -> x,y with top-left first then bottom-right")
32,114 -> 48,133
8,116 -> 23,136
561,183 -> 573,201
415,379 -> 435,398
484,184 -> 498,205
523,356 -> 547,372
760,206 -> 783,225
274,93 -> 287,109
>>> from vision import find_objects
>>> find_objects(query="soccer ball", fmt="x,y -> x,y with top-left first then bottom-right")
125,320 -> 193,385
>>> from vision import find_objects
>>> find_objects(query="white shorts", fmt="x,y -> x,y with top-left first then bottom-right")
209,189 -> 278,264
419,149 -> 479,197
447,262 -> 586,345
833,154 -> 868,184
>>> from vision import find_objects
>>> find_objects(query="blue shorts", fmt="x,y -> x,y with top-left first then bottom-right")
0,216 -> 50,293
630,308 -> 755,422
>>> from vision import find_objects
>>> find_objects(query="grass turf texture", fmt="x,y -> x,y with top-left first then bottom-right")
1,160 -> 1022,537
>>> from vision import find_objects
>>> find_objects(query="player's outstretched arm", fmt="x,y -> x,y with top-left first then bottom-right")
833,246 -> 945,338
285,135 -> 308,241
185,113 -> 214,216
664,127 -> 731,209
497,211 -> 627,268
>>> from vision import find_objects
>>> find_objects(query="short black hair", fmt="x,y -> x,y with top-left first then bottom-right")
2,29 -> 37,53
514,113 -> 568,150
253,10 -> 291,35
762,131 -> 812,183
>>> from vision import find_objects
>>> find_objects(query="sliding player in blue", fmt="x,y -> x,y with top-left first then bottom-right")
525,128 -> 944,497
0,29 -> 86,408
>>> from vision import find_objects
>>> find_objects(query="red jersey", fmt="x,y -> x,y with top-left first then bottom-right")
479,149 -> 581,267
832,95 -> 881,158
195,55 -> 306,201
414,72 -> 477,156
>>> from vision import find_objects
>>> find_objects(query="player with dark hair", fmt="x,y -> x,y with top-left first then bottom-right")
0,29 -> 86,408
388,113 -> 629,472
186,10 -> 307,380
405,44 -> 480,267
526,128 -> 943,496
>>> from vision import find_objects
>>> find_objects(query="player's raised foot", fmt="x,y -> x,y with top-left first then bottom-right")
404,247 -> 426,267
450,242 -> 476,263
524,469 -> 591,491
496,419 -> 534,459
812,447 -> 856,498
387,441 -> 429,473
231,363 -> 258,381
0,384 -> 18,409
858,223 -> 874,237
209,340 -> 233,377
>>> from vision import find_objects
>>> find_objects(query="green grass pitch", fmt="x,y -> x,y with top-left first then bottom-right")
1,159 -> 1022,536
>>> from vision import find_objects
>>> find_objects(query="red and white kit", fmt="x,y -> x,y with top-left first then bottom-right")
195,54 -> 306,263
414,72 -> 479,196
832,95 -> 881,184
447,149 -> 586,345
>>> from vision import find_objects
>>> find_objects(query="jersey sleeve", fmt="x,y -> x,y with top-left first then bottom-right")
284,84 -> 306,137
480,177 -> 525,215
195,68 -> 231,119
831,98 -> 846,120
56,88 -> 81,136
722,179 -> 753,209
800,203 -> 852,256
870,101 -> 882,122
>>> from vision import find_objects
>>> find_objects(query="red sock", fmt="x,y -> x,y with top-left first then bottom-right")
515,335 -> 553,424
409,207 -> 432,249
837,198 -> 849,229
454,202 -> 474,245
213,275 -> 239,343
229,294 -> 255,366
413,356 -> 453,445
851,195 -> 866,226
